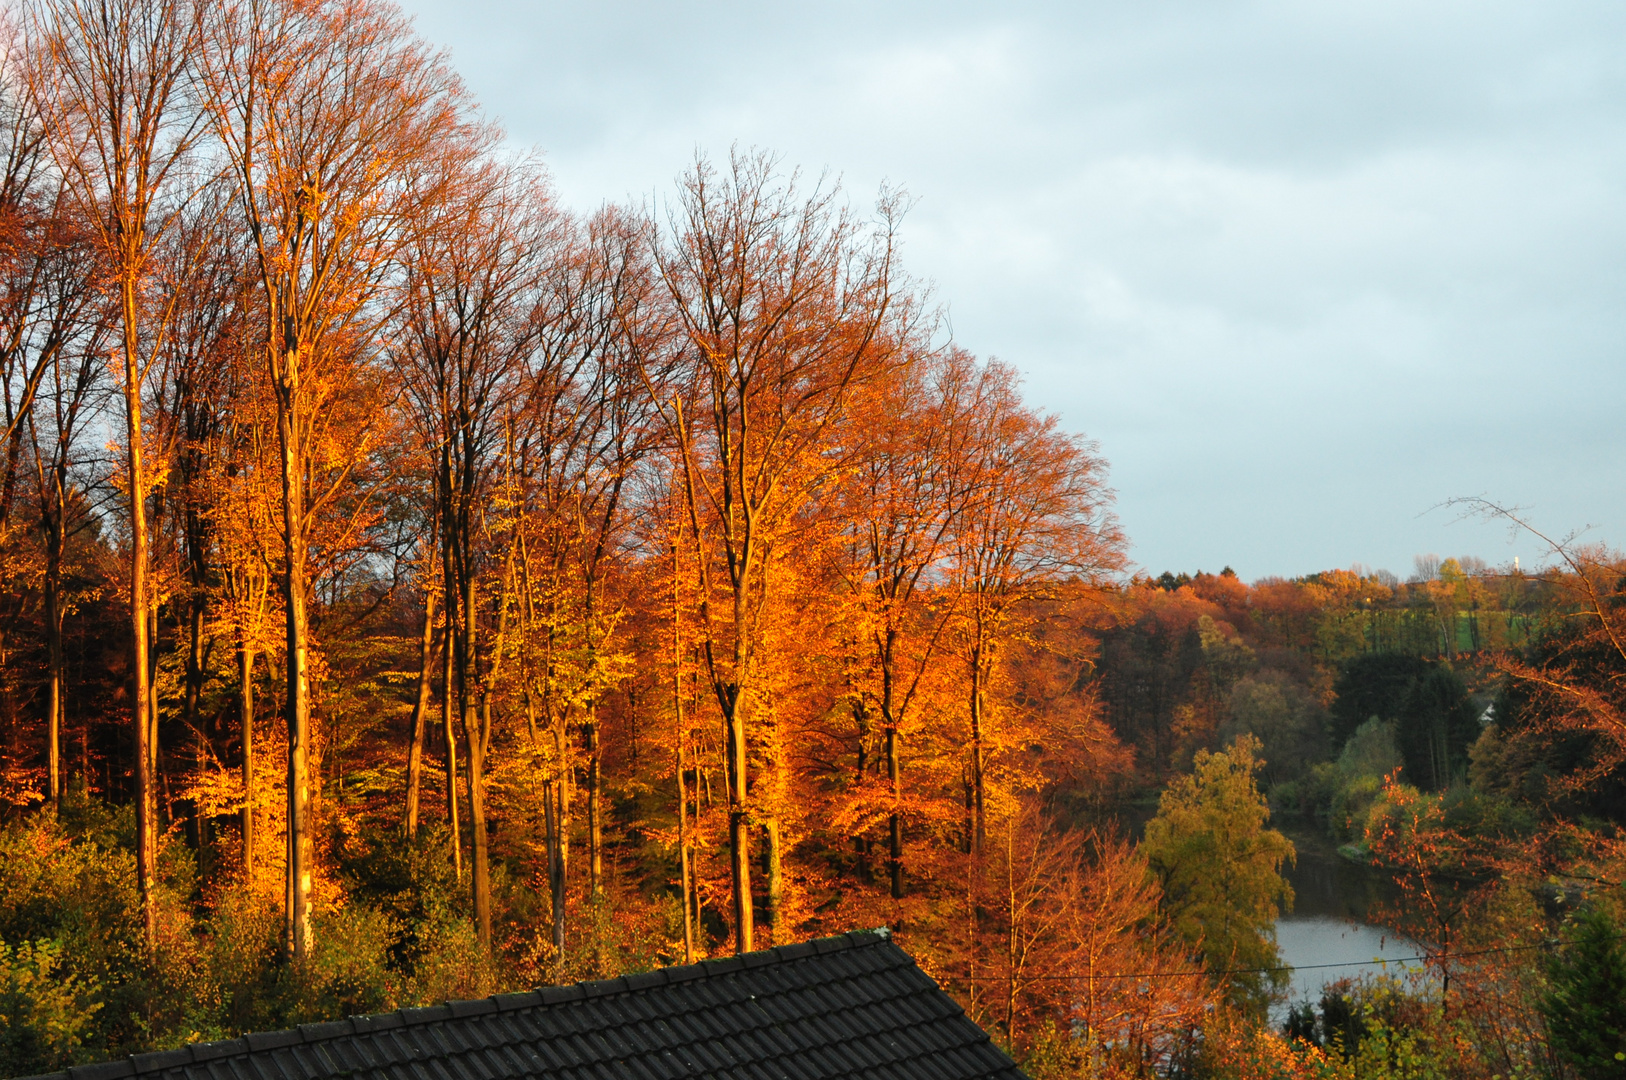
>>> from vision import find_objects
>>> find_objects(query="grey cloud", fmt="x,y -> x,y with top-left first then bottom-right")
403,0 -> 1624,578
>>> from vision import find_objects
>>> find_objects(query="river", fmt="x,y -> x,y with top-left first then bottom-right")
1273,816 -> 1427,1014
1102,803 -> 1428,1016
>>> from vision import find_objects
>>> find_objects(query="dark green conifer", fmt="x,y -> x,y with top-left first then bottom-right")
1542,908 -> 1626,1079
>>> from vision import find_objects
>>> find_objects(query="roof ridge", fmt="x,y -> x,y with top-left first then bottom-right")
28,928 -> 901,1080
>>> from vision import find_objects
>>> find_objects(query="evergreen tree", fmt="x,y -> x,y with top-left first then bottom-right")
1543,908 -> 1626,1080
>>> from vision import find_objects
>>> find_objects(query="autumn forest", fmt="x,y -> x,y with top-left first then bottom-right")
1,1 -> 1624,1078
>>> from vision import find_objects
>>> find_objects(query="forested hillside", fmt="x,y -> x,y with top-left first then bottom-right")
1,1 -> 1623,1077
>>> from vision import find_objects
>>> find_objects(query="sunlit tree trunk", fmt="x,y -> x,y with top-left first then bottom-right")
886,724 -> 903,899
441,611 -> 461,879
404,588 -> 434,839
968,633 -> 988,853
586,713 -> 602,898
238,637 -> 254,874
123,279 -> 158,947
44,544 -> 62,804
181,505 -> 208,852
30,0 -> 202,950
464,537 -> 512,950
881,628 -> 902,897
674,553 -> 695,961
274,365 -> 313,961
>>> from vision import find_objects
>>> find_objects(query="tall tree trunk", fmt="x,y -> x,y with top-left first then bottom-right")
724,683 -> 752,954
881,627 -> 903,899
522,543 -> 566,964
544,774 -> 566,973
545,692 -> 571,972
441,613 -> 462,879
239,639 -> 255,875
969,637 -> 987,853
887,725 -> 903,899
44,535 -> 62,807
123,286 -> 157,951
465,695 -> 489,946
404,589 -> 435,838
764,816 -> 782,946
148,599 -> 163,826
673,546 -> 695,963
1005,821 -> 1017,1045
677,725 -> 694,964
851,701 -> 872,882
276,366 -> 313,964
183,570 -> 206,852
584,568 -> 605,901
460,569 -> 490,948
586,714 -> 602,898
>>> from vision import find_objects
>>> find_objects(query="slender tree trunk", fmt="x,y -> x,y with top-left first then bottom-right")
465,695 -> 489,946
459,568 -> 490,948
521,543 -> 565,963
674,544 -> 695,963
965,826 -> 980,1017
182,478 -> 210,854
441,613 -> 462,879
852,701 -> 872,882
724,684 -> 752,953
183,569 -> 206,852
677,729 -> 694,964
887,725 -> 903,899
123,284 -> 157,951
580,568 -> 605,901
546,683 -> 571,969
881,627 -> 903,898
764,816 -> 782,946
148,600 -> 163,826
44,537 -> 62,806
239,638 -> 255,875
969,638 -> 987,853
275,360 -> 313,963
404,589 -> 435,838
35,454 -> 68,806
1005,822 -> 1017,1044
544,774 -> 565,972
586,715 -> 602,897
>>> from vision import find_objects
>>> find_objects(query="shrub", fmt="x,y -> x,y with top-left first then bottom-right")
0,938 -> 103,1075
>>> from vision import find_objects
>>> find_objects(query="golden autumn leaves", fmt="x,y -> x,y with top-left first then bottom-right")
3,0 -> 1126,981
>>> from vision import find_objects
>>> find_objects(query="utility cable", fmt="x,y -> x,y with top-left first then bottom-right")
934,929 -> 1624,983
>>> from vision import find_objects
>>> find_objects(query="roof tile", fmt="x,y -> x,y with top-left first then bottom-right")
31,932 -> 1025,1080
65,1063 -> 136,1080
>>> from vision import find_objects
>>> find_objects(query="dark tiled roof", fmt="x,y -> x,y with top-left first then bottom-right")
22,929 -> 1026,1080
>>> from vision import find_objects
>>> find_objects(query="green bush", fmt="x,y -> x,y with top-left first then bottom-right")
0,938 -> 103,1075
338,824 -> 495,1002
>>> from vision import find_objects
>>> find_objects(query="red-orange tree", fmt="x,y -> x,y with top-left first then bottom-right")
646,149 -> 911,951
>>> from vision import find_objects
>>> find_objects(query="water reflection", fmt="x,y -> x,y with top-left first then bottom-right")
1097,804 -> 1430,1017
1278,816 -> 1395,921
1274,917 -> 1426,1015
1273,816 -> 1427,1017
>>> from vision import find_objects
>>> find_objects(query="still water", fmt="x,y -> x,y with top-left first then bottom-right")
1273,817 -> 1427,1013
1106,804 -> 1429,1016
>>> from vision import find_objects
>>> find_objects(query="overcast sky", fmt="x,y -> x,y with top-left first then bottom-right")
398,0 -> 1625,581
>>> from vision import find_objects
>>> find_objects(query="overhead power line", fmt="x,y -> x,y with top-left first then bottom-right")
935,930 -> 1622,983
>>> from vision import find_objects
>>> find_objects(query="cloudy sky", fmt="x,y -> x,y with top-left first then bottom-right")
398,0 -> 1625,580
